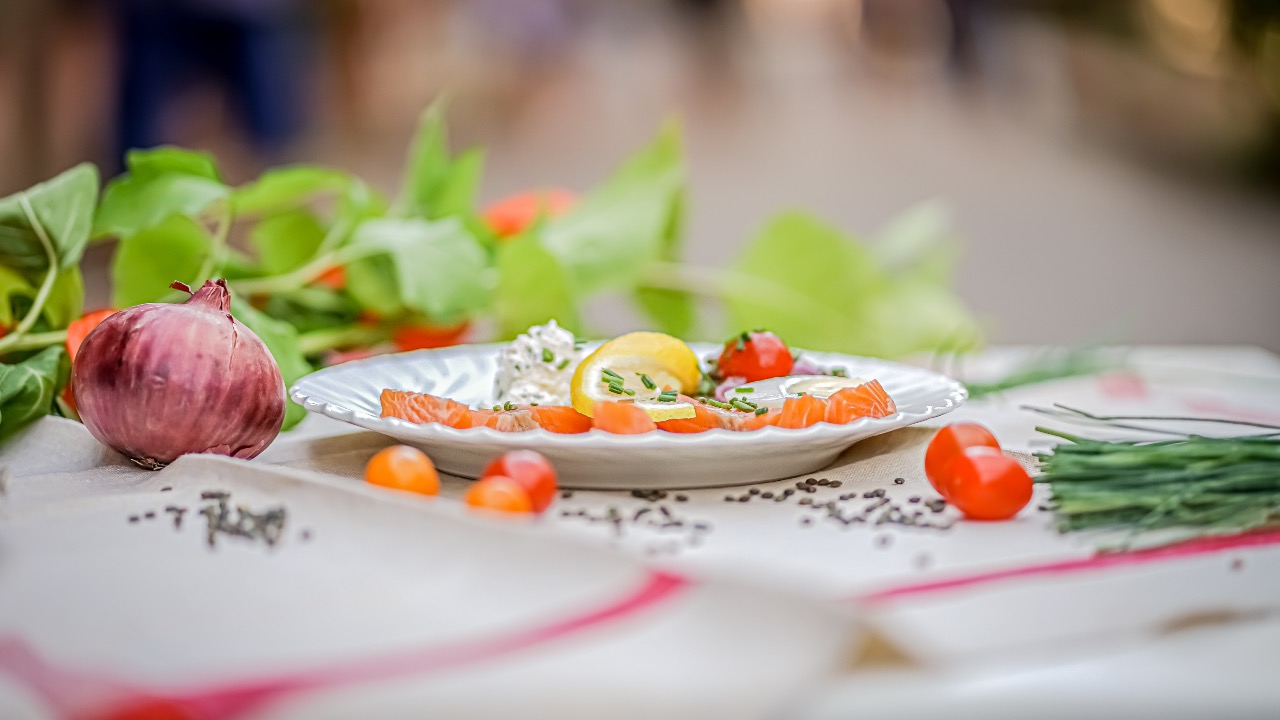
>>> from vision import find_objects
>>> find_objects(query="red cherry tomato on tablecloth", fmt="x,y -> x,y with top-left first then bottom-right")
465,476 -> 535,514
482,450 -> 558,512
717,331 -> 793,383
945,446 -> 1033,521
924,423 -> 1000,499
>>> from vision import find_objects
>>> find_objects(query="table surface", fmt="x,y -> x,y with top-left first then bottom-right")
3,345 -> 1279,719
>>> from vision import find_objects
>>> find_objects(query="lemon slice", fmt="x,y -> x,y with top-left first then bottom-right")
570,332 -> 701,421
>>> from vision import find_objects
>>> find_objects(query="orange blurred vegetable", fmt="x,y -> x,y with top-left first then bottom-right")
482,188 -> 576,239
66,309 -> 116,362
392,321 -> 470,351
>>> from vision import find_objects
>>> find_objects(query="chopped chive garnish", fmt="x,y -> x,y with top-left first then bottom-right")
530,402 -> 539,406
608,385 -> 625,395
602,368 -> 623,380
755,407 -> 769,416
730,399 -> 755,412
504,401 -> 517,411
795,391 -> 806,396
698,397 -> 708,403
623,388 -> 636,396
492,405 -> 501,411
831,367 -> 848,377
734,387 -> 754,393
640,374 -> 657,390
557,359 -> 570,370
706,399 -> 732,410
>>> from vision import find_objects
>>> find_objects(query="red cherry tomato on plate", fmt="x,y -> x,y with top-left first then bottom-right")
925,423 -> 1000,498
717,331 -> 793,383
946,446 -> 1033,521
482,450 -> 557,512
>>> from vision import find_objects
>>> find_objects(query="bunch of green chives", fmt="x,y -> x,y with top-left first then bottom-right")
1031,406 -> 1280,545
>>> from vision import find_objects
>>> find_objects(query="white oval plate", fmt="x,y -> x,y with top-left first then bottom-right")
290,343 -> 967,489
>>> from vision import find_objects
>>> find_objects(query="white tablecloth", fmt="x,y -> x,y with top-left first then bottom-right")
3,346 -> 1279,718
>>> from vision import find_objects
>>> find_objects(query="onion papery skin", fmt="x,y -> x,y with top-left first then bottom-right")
72,279 -> 286,469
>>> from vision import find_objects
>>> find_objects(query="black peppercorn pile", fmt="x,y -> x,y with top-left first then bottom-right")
126,489 -> 312,551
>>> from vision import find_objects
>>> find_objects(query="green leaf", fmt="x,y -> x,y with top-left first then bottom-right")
232,301 -> 312,431
41,266 -> 85,329
633,181 -> 694,337
872,199 -> 957,284
724,211 -> 979,358
432,148 -> 485,219
345,218 -> 489,320
0,265 -> 35,328
541,122 -> 683,295
493,234 -> 580,339
219,246 -> 263,280
126,147 -> 221,181
399,100 -> 451,218
111,215 -> 210,307
94,173 -> 228,240
249,210 -> 326,275
0,163 -> 99,273
232,165 -> 353,216
0,344 -> 66,443
724,212 -> 885,355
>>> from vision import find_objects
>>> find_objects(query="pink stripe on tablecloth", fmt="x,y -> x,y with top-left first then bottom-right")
2,571 -> 689,720
855,530 -> 1280,607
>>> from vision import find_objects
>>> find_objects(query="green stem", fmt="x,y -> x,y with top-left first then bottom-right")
232,243 -> 383,296
0,195 -> 60,355
194,201 -> 233,287
296,324 -> 389,356
0,329 -> 67,353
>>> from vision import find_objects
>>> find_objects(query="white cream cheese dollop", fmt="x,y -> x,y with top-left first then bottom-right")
493,320 -> 581,405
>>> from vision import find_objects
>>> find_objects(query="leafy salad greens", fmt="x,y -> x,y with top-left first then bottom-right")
0,99 -> 980,440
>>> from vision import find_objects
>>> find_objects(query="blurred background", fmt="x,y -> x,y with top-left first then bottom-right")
2,0 -> 1279,350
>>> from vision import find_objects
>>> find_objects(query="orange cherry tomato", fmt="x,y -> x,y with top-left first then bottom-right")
591,401 -> 657,434
66,308 -> 116,363
483,450 -> 557,512
365,445 -> 441,496
465,475 -> 535,514
925,423 -> 1000,499
945,446 -> 1033,521
314,265 -> 346,290
482,188 -> 577,239
392,321 -> 470,351
718,331 -> 793,383
775,395 -> 827,429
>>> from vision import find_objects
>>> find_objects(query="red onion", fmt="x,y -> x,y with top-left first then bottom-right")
73,279 -> 285,469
